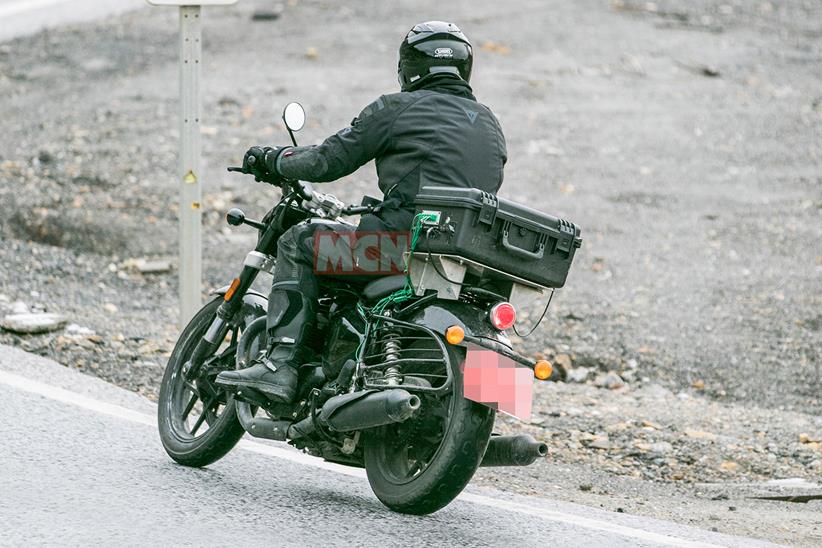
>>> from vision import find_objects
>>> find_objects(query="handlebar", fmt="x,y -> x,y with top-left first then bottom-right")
226,163 -> 377,219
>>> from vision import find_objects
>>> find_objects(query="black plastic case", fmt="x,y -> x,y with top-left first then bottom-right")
413,186 -> 582,288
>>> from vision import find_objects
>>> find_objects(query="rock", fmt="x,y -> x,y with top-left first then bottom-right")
1,313 -> 67,334
637,384 -> 672,399
566,366 -> 591,383
103,303 -> 118,314
10,301 -> 29,314
123,258 -> 172,274
553,353 -> 572,369
594,372 -> 625,389
649,442 -> 674,455
526,140 -> 565,157
588,435 -> 611,450
798,433 -> 821,444
720,461 -> 738,472
692,379 -> 706,390
81,57 -> 115,73
480,41 -> 511,55
621,370 -> 637,382
765,478 -> 820,488
136,259 -> 171,274
65,324 -> 96,338
685,429 -> 717,441
251,9 -> 281,21
605,421 -> 631,433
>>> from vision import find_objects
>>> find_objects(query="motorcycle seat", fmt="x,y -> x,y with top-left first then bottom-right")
362,275 -> 407,302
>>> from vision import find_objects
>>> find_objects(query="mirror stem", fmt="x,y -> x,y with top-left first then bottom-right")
286,127 -> 298,147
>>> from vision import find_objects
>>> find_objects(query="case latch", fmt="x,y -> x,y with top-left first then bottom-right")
556,219 -> 576,253
477,191 -> 498,227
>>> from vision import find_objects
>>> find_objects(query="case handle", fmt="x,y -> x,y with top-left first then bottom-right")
501,222 -> 546,260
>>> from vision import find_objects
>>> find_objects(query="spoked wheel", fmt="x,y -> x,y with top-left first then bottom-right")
363,345 -> 495,515
158,298 -> 246,467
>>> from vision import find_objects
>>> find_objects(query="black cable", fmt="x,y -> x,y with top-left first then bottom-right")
513,289 -> 554,338
426,250 -> 468,286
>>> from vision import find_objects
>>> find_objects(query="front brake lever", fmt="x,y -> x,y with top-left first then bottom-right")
227,166 -> 246,173
288,180 -> 314,201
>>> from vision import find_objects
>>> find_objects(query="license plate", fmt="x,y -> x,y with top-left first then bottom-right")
461,347 -> 533,421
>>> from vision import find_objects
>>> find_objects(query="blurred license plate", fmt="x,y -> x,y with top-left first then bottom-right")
461,347 -> 533,421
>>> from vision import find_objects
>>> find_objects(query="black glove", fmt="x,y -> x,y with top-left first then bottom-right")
242,146 -> 286,183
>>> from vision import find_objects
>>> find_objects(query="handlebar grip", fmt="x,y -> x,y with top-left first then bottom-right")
343,205 -> 373,215
227,167 -> 246,173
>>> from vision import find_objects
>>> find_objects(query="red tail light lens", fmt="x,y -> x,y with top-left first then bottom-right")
489,302 -> 516,330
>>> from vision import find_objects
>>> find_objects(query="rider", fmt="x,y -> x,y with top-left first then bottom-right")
216,21 -> 507,403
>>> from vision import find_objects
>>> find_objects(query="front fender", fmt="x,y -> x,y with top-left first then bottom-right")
211,286 -> 268,328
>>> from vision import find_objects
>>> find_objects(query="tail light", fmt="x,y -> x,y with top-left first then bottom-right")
489,302 -> 516,330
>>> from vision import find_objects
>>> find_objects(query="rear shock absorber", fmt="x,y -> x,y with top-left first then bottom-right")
382,329 -> 401,385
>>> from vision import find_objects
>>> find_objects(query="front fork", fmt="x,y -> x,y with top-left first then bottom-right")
182,301 -> 235,381
182,217 -> 282,381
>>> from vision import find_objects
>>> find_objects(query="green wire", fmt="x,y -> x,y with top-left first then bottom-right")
353,212 -> 438,359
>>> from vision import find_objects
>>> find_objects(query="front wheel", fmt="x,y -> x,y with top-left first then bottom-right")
363,346 -> 495,514
158,297 -> 246,467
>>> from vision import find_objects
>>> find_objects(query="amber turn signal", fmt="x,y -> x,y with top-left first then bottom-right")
534,360 -> 553,380
445,325 -> 465,345
224,278 -> 241,302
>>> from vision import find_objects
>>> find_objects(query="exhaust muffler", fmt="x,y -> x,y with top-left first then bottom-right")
480,434 -> 548,467
319,388 -> 421,432
287,388 -> 421,439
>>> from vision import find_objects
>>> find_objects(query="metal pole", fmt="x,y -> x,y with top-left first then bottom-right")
178,5 -> 202,326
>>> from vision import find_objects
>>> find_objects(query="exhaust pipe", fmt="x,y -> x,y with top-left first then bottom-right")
235,395 -> 291,441
319,389 -> 420,432
288,388 -> 421,439
480,434 -> 548,467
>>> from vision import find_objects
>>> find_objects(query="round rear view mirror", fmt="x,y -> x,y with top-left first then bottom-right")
282,102 -> 306,132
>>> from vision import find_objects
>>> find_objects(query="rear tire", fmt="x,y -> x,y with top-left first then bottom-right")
363,346 -> 495,514
158,298 -> 246,467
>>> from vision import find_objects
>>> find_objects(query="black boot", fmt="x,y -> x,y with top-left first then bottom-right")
216,289 -> 315,403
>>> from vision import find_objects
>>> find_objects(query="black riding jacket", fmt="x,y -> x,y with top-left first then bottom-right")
277,75 -> 507,230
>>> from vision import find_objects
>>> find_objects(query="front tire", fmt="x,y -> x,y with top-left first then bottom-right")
158,298 -> 246,467
363,346 -> 495,514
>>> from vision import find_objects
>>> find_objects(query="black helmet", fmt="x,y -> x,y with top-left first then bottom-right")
398,21 -> 473,92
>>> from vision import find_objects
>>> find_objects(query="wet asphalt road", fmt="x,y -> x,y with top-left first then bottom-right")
0,345 -> 775,548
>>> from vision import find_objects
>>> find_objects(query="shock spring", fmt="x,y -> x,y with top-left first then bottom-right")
382,330 -> 401,385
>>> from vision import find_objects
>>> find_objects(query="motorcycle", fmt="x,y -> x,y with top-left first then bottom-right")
158,102 -> 566,515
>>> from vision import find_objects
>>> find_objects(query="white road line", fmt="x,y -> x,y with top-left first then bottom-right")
0,0 -> 75,19
0,369 -> 724,548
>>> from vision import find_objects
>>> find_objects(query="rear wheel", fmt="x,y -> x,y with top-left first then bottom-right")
158,298 -> 245,467
363,346 -> 495,514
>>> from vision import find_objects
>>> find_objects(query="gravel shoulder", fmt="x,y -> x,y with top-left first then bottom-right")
1,0 -> 820,545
